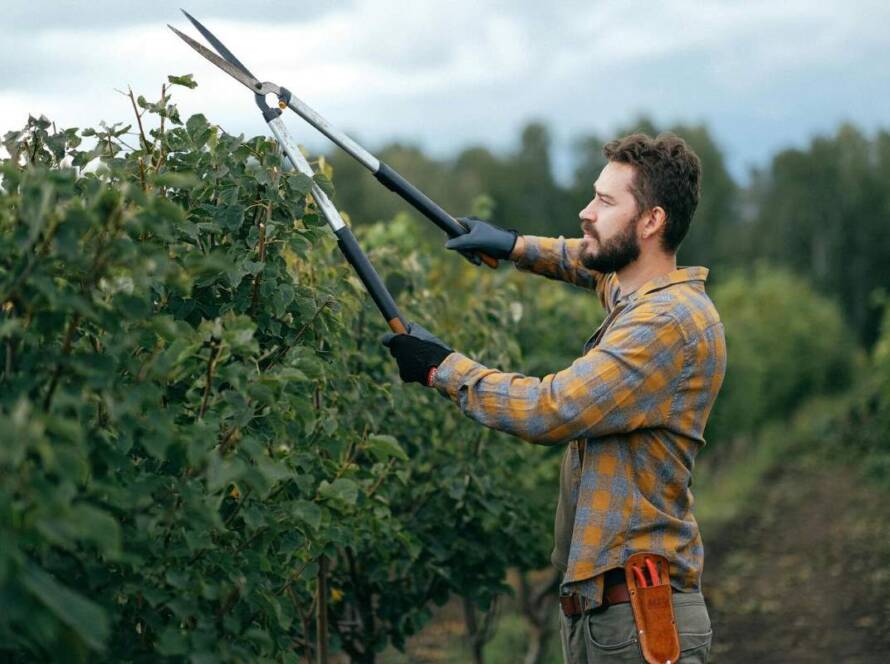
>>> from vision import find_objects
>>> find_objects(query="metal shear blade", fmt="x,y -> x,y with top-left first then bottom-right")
180,9 -> 254,78
168,19 -> 280,97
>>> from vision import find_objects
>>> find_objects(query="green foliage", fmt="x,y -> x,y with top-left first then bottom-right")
749,124 -> 890,347
328,122 -> 579,241
850,301 -> 890,479
707,265 -> 856,443
873,301 -> 890,408
168,73 -> 199,90
0,84 -> 547,662
811,299 -> 890,484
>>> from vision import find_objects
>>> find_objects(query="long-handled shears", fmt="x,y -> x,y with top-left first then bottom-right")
168,14 -> 408,334
169,11 -> 499,269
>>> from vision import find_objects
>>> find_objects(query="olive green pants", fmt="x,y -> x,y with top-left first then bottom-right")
558,591 -> 712,663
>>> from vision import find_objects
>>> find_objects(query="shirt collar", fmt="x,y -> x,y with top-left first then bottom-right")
617,266 -> 709,303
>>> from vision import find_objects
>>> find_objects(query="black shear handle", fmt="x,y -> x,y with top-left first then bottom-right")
334,225 -> 407,334
374,163 -> 499,269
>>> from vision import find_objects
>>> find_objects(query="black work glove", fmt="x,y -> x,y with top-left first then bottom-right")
381,322 -> 453,385
446,217 -> 519,264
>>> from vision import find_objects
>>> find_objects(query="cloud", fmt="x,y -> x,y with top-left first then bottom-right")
1,0 -> 351,31
2,0 -> 889,181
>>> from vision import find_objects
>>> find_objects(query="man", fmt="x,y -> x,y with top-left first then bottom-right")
383,133 -> 726,663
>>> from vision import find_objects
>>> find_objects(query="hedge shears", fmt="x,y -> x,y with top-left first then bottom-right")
169,12 -> 408,333
169,11 -> 498,269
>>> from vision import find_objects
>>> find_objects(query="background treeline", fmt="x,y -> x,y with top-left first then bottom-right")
328,118 -> 890,349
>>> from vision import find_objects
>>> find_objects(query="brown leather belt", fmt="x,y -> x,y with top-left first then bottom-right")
560,569 -> 630,616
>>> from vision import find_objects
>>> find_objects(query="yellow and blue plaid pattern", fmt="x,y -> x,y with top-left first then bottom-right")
432,235 -> 727,606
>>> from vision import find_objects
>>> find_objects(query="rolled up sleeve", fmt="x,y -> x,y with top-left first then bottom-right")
431,309 -> 687,444
513,235 -> 613,308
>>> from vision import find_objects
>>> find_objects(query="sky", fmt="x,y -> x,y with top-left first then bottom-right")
2,0 -> 889,184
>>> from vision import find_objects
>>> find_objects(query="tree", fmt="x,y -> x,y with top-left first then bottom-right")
748,123 -> 890,347
707,265 -> 856,445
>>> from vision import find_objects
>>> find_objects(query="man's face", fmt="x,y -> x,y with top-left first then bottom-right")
578,161 -> 643,273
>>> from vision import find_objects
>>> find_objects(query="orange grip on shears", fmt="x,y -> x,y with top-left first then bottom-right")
387,318 -> 407,334
479,253 -> 499,269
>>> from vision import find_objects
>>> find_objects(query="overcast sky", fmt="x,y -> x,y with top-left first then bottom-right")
3,0 -> 889,183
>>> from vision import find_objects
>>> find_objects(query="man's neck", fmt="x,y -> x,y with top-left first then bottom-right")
616,254 -> 678,298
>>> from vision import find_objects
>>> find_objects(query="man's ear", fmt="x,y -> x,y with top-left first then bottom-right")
640,206 -> 667,241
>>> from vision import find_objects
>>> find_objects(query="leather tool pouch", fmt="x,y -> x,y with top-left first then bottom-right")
624,552 -> 681,664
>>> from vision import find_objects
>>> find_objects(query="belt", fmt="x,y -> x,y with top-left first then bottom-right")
560,569 -> 630,617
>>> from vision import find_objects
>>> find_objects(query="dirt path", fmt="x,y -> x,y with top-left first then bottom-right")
703,462 -> 890,662
378,460 -> 890,664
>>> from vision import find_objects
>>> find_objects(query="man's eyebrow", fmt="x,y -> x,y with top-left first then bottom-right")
593,186 -> 616,202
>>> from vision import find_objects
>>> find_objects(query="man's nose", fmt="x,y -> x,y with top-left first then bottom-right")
579,200 -> 596,223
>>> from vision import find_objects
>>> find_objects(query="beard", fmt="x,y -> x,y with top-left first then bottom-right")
579,213 -> 642,273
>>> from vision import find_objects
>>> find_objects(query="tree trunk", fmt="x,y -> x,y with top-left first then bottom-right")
341,548 -> 376,664
462,594 -> 500,664
523,621 -> 545,664
317,555 -> 328,664
517,569 -> 561,664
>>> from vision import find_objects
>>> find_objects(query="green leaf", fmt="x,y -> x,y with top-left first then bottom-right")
286,172 -> 313,195
151,172 -> 198,189
206,453 -> 247,493
186,113 -> 208,135
255,455 -> 293,484
185,114 -> 211,148
246,382 -> 275,404
71,504 -> 122,558
140,429 -> 170,460
273,367 -> 309,382
165,568 -> 190,589
22,565 -> 110,651
367,434 -> 408,462
292,500 -> 322,530
272,282 -> 295,316
242,503 -> 266,530
312,173 -> 334,198
221,314 -> 257,353
214,204 -> 244,231
0,318 -> 22,340
318,478 -> 359,507
140,586 -> 169,608
156,626 -> 189,656
167,73 -> 198,89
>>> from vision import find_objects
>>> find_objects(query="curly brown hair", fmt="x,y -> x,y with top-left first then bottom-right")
603,132 -> 702,253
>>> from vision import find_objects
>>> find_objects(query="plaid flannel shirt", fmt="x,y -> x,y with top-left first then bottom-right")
431,235 -> 727,607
